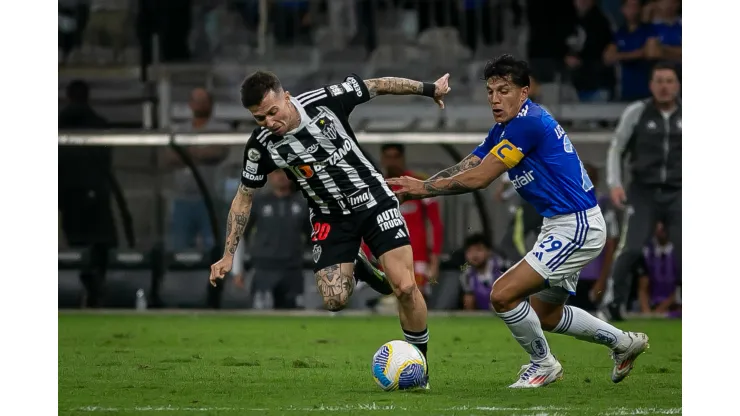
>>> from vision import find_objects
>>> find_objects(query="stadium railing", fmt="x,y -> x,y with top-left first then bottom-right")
58,131 -> 612,310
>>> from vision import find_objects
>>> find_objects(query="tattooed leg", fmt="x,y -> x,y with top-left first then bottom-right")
315,263 -> 356,312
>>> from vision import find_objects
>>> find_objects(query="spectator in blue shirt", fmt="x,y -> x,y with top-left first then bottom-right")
603,0 -> 657,101
646,0 -> 681,63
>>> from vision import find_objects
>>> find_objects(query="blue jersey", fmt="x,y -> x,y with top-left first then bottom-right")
472,99 -> 597,217
652,19 -> 681,47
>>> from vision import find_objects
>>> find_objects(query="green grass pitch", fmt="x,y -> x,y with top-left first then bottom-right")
59,313 -> 681,415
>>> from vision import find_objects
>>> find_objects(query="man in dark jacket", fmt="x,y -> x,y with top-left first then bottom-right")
603,62 -> 681,321
234,170 -> 311,309
59,80 -> 117,307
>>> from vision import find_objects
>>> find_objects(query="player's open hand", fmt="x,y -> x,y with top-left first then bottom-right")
433,73 -> 452,109
387,176 -> 427,199
209,256 -> 233,287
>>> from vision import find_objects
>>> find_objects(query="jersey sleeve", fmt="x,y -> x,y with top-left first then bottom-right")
488,116 -> 541,168
471,126 -> 498,159
240,129 -> 276,189
323,73 -> 371,115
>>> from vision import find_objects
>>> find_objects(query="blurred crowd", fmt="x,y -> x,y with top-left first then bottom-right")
60,0 -> 680,103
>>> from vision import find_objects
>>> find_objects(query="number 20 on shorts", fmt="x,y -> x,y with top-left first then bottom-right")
311,223 -> 331,242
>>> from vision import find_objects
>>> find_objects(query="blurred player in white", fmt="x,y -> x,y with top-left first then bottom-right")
389,55 -> 648,388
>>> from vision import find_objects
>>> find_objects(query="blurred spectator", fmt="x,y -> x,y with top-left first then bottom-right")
273,0 -> 312,46
379,143 -> 444,298
458,0 -> 497,51
165,88 -> 230,251
565,0 -> 615,102
459,233 -> 510,311
59,80 -> 117,308
568,164 -> 620,311
600,0 -> 624,26
137,0 -> 192,69
603,0 -> 656,101
645,0 -> 681,64
636,221 -> 680,315
526,0 -> 577,83
83,0 -> 131,62
233,171 -> 311,309
604,62 -> 681,322
417,0 -> 460,36
59,0 -> 91,64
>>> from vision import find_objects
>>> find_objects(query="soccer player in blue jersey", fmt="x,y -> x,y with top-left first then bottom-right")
388,55 -> 649,388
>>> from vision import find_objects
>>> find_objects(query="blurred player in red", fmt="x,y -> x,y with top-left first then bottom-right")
362,143 -> 444,299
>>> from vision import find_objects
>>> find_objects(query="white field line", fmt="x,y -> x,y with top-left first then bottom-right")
75,404 -> 682,414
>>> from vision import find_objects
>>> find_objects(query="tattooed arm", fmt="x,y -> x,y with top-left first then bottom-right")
427,154 -> 482,181
423,156 -> 508,196
364,73 -> 450,107
224,184 -> 255,257
364,78 -> 424,99
209,183 -> 256,286
387,155 -> 509,201
392,154 -> 482,202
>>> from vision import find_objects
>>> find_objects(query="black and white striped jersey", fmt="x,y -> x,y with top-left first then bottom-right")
240,74 -> 395,217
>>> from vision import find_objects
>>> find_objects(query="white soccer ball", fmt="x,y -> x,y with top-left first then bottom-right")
371,340 -> 427,391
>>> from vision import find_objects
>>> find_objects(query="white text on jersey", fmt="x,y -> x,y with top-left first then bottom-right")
511,171 -> 535,189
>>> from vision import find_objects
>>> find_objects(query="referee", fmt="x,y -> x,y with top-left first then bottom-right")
603,62 -> 682,321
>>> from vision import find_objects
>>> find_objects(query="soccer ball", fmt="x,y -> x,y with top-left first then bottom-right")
371,340 -> 427,391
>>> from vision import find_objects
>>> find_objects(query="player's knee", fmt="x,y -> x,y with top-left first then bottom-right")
489,286 -> 519,313
393,279 -> 417,303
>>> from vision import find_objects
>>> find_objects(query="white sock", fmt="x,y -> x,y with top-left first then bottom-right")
497,301 -> 554,363
553,305 -> 631,351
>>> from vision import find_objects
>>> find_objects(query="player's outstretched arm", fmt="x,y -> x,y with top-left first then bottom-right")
388,155 -> 507,199
209,184 -> 255,286
426,154 -> 482,181
364,74 -> 451,108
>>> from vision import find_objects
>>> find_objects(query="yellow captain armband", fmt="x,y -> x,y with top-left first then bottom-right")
490,139 -> 525,168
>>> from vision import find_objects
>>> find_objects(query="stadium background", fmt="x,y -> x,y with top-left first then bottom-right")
58,0 -> 679,312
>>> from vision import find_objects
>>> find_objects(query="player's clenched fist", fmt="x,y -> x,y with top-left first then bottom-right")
209,256 -> 233,287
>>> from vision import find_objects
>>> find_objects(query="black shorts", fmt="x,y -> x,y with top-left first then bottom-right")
310,196 -> 411,272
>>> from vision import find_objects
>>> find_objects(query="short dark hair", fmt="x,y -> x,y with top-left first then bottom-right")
240,71 -> 283,108
464,233 -> 491,251
381,143 -> 405,155
482,54 -> 531,88
66,79 -> 89,103
651,61 -> 679,81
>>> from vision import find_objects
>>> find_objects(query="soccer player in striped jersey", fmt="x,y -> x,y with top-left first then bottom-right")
209,70 -> 451,387
389,55 -> 649,388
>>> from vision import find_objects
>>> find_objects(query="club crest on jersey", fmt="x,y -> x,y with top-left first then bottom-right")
312,244 -> 322,263
315,115 -> 338,141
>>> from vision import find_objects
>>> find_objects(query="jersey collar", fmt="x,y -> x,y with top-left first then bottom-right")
285,96 -> 311,135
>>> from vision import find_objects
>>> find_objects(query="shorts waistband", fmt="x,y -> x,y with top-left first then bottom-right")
544,205 -> 602,224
